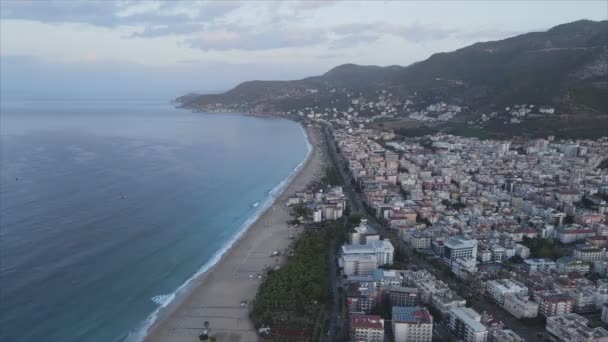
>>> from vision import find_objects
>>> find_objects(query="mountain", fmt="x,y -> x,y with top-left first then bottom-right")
177,20 -> 608,138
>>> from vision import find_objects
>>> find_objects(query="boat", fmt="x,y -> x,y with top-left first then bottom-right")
251,201 -> 259,208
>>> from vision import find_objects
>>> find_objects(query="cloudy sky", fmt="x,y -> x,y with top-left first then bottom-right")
1,0 -> 606,99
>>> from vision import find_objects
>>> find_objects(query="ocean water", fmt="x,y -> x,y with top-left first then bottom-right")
0,99 -> 310,342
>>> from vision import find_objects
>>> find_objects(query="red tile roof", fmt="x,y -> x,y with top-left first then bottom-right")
350,314 -> 384,330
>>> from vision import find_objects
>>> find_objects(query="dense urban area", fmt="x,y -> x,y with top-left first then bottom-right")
242,102 -> 608,342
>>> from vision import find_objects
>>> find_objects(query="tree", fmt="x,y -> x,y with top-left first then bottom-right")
509,255 -> 524,263
348,214 -> 362,226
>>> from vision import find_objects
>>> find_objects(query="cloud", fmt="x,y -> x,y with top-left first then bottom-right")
185,19 -> 454,52
455,29 -> 523,41
388,24 -> 456,43
129,23 -> 205,38
187,28 -> 326,51
317,52 -> 344,59
330,34 -> 380,49
289,0 -> 341,12
331,22 -> 456,43
0,0 -> 122,26
1,0 -> 242,36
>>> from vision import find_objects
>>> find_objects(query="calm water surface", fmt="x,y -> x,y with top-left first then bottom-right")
0,99 -> 309,342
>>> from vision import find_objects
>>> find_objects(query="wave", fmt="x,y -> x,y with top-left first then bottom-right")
150,294 -> 174,306
126,123 -> 313,342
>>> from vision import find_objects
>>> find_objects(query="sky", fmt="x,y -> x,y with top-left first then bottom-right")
1,0 -> 606,100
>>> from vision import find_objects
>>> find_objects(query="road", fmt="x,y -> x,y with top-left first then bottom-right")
322,124 -> 545,342
325,240 -> 340,342
322,125 -> 364,215
321,124 -> 350,342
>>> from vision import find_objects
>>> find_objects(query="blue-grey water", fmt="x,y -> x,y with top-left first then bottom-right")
0,99 -> 310,342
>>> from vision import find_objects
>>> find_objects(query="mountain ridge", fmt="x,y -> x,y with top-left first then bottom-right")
177,20 -> 608,138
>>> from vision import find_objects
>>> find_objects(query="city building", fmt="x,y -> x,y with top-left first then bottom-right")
523,258 -> 557,273
555,226 -> 596,244
556,256 -> 591,274
573,245 -> 605,262
486,279 -> 528,304
350,219 -> 381,245
451,257 -> 478,279
443,236 -> 478,266
392,306 -> 433,342
502,293 -> 539,319
389,286 -> 419,307
602,303 -> 608,324
490,329 -> 525,342
342,240 -> 395,266
536,291 -> 575,317
449,307 -> 489,342
342,254 -> 378,276
411,233 -> 431,249
546,313 -> 608,342
350,314 -> 385,342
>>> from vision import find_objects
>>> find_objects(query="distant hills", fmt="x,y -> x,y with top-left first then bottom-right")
178,20 -> 608,138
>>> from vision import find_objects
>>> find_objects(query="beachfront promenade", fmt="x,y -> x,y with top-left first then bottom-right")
145,126 -> 325,342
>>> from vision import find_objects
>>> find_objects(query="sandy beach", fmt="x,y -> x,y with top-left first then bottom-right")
145,124 -> 325,342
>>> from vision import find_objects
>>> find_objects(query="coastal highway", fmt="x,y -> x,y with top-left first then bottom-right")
321,124 -> 349,342
322,124 -> 364,215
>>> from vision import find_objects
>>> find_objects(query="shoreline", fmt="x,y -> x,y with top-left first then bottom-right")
143,120 -> 325,342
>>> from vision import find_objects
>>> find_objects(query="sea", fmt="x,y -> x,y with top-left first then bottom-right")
0,98 -> 310,342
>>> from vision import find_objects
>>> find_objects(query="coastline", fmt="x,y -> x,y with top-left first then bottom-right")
143,121 -> 325,342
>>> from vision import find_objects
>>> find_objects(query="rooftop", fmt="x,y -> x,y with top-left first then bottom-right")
350,314 -> 384,330
393,306 -> 432,324
548,313 -> 608,339
450,307 -> 487,333
342,240 -> 394,254
444,236 -> 478,249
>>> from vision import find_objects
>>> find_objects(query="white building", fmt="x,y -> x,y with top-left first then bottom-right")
392,306 -> 433,342
523,258 -> 557,273
573,245 -> 605,262
342,240 -> 394,266
350,314 -> 385,342
313,209 -> 322,222
602,303 -> 608,324
546,313 -> 608,342
341,254 -> 378,276
514,244 -> 530,258
443,237 -> 478,266
491,329 -> 525,342
350,219 -> 380,245
451,257 -> 478,279
449,307 -> 488,342
341,239 -> 394,276
502,293 -> 539,319
486,279 -> 528,304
